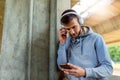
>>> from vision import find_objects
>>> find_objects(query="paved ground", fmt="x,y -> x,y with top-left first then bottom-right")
109,75 -> 120,80
109,63 -> 120,80
113,63 -> 120,76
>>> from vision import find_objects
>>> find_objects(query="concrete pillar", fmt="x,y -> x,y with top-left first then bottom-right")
30,0 -> 50,80
57,0 -> 71,29
0,0 -> 5,49
0,0 -> 70,80
0,0 -> 29,80
49,0 -> 70,80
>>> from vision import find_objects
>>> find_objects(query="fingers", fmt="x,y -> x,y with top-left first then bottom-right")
64,71 -> 76,75
67,63 -> 78,69
59,28 -> 67,36
63,69 -> 79,77
62,63 -> 86,77
62,69 -> 76,75
63,69 -> 76,73
63,71 -> 69,75
58,28 -> 67,44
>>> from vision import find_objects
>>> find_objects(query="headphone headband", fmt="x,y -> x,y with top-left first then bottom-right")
61,12 -> 80,19
61,12 -> 84,25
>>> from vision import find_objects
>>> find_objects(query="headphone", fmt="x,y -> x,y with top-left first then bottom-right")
60,12 -> 84,25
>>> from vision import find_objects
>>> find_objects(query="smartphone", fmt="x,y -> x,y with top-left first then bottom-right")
61,24 -> 64,28
61,25 -> 67,37
60,64 -> 72,69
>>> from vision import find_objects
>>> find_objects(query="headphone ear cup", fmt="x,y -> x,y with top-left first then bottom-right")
79,17 -> 84,25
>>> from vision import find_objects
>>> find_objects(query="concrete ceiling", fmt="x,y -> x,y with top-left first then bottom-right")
85,0 -> 120,27
71,0 -> 80,7
71,0 -> 120,46
71,0 -> 120,27
102,29 -> 120,46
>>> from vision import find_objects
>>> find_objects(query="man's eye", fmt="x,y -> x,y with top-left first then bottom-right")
67,29 -> 70,31
72,26 -> 75,29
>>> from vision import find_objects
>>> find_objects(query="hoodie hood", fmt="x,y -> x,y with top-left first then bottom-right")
79,26 -> 93,37
70,26 -> 93,45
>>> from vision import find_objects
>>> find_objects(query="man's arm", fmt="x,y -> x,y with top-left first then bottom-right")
57,43 -> 67,66
85,35 -> 113,78
57,28 -> 71,69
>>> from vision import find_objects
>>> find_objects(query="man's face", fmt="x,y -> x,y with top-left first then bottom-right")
64,18 -> 81,38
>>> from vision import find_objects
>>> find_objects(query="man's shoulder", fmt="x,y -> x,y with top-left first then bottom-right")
90,32 -> 102,38
87,32 -> 103,42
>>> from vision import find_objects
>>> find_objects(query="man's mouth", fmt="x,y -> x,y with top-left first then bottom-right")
71,34 -> 76,37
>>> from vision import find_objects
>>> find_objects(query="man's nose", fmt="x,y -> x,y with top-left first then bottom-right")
70,29 -> 75,34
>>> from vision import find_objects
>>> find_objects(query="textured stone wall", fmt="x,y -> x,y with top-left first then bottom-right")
0,0 -> 70,80
0,0 -> 29,80
30,0 -> 50,80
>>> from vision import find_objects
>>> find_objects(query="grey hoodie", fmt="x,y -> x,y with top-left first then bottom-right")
57,26 -> 113,80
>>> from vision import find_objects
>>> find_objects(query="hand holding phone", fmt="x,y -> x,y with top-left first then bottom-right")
58,25 -> 67,44
60,64 -> 72,69
61,25 -> 67,36
60,63 -> 86,77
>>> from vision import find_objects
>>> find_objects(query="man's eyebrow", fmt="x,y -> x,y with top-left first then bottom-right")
72,25 -> 76,27
65,25 -> 76,28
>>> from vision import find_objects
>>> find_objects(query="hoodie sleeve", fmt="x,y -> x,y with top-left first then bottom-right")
85,35 -> 113,78
57,44 -> 67,65
57,37 -> 70,69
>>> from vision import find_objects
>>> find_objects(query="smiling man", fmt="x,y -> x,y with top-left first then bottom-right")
57,9 -> 113,80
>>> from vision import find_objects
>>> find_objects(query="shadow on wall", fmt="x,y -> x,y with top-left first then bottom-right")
30,32 -> 50,80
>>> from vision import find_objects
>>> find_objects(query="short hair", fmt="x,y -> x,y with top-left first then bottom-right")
61,9 -> 79,25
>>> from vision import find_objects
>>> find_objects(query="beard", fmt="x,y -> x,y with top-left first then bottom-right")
69,30 -> 81,38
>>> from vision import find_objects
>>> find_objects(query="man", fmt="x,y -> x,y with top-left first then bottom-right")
57,9 -> 113,80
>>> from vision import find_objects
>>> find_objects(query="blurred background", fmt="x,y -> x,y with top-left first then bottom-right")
71,0 -> 120,79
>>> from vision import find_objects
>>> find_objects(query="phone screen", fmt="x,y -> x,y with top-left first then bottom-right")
61,25 -> 64,28
60,64 -> 72,69
61,25 -> 67,37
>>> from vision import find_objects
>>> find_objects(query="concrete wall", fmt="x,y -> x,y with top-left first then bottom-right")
49,0 -> 70,80
30,0 -> 50,80
0,0 -> 5,49
0,0 -> 70,80
0,0 -> 29,80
